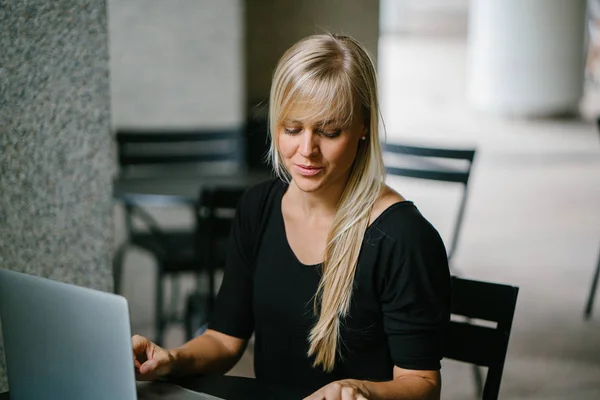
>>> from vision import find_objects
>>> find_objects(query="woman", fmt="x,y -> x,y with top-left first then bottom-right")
133,33 -> 451,400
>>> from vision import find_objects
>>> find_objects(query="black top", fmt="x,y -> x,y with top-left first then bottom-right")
209,179 -> 451,393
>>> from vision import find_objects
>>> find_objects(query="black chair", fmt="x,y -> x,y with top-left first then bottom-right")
113,128 -> 245,345
184,185 -> 247,340
383,142 -> 476,261
116,128 -> 245,174
584,118 -> 600,319
445,276 -> 519,400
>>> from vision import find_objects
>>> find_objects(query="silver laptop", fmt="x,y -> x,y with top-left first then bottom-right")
0,269 -> 222,400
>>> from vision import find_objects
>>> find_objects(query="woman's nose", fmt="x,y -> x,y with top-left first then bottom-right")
299,131 -> 318,157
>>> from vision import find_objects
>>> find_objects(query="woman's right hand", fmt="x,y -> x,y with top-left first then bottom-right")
132,334 -> 177,381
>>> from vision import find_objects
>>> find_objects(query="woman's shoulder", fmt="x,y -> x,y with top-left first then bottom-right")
240,178 -> 285,208
368,185 -> 441,243
242,178 -> 285,202
364,187 -> 449,278
368,185 -> 407,225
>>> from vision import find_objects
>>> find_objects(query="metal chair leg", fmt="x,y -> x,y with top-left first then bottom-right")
184,291 -> 209,340
584,247 -> 600,319
208,265 -> 216,314
155,269 -> 165,346
471,365 -> 484,398
112,243 -> 128,294
169,276 -> 181,323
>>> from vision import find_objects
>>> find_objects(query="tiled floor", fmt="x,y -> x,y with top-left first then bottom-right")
116,34 -> 600,398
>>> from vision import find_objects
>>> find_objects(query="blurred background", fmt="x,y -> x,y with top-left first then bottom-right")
2,0 -> 600,398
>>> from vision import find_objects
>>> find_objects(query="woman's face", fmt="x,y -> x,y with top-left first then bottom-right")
277,103 -> 366,194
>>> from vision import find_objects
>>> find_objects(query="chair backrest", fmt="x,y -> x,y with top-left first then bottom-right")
195,186 -> 248,311
382,142 -> 477,260
197,186 -> 247,240
115,128 -> 246,176
383,142 -> 476,183
445,276 -> 519,400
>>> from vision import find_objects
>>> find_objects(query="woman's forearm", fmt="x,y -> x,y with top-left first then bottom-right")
361,376 -> 440,400
169,331 -> 246,377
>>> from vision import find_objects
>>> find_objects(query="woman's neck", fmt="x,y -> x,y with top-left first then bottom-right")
286,176 -> 348,221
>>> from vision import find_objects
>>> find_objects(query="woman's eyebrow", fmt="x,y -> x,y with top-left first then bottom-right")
283,119 -> 303,125
283,118 -> 344,126
316,119 -> 344,127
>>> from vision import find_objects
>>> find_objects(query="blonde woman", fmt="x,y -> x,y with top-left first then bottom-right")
133,34 -> 451,400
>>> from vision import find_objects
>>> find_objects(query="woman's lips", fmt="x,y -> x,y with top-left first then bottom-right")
294,164 -> 323,176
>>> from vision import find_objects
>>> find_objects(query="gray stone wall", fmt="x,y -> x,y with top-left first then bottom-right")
0,0 -> 113,393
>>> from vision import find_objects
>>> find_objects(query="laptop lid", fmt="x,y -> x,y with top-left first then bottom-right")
0,269 -> 137,400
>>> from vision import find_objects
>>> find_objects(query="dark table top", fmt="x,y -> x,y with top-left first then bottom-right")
113,169 -> 274,206
177,374 -> 310,399
0,374 -> 310,400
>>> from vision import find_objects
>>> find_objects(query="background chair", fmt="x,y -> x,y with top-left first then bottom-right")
184,185 -> 247,340
113,128 -> 245,345
382,142 -> 477,261
116,128 -> 245,177
584,118 -> 600,319
445,276 -> 519,400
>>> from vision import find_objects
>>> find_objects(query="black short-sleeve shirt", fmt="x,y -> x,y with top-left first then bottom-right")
209,179 -> 451,392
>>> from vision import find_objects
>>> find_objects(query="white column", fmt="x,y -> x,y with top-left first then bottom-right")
467,0 -> 587,117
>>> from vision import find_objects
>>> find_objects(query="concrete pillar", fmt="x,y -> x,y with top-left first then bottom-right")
467,0 -> 587,117
0,0 -> 113,392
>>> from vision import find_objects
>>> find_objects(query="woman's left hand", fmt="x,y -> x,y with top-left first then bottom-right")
304,379 -> 371,400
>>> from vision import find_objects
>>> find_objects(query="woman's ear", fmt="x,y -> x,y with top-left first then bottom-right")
362,112 -> 370,133
360,125 -> 368,141
360,107 -> 370,136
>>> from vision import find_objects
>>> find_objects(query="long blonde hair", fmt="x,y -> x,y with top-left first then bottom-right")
268,33 -> 386,371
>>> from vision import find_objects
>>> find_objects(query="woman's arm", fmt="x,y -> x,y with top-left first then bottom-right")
133,329 -> 247,380
304,367 -> 440,400
362,367 -> 440,400
169,329 -> 248,376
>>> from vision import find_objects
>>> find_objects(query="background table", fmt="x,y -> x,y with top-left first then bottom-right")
177,374 -> 310,399
113,169 -> 274,206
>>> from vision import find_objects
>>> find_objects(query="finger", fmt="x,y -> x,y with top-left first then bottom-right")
139,350 -> 171,376
340,386 -> 357,400
144,341 -> 158,361
139,359 -> 158,375
327,383 -> 343,400
132,334 -> 162,365
132,335 -> 148,355
135,369 -> 157,382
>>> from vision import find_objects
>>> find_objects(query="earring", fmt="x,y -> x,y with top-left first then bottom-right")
361,136 -> 367,141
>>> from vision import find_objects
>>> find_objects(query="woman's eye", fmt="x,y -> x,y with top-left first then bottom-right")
284,127 -> 301,135
319,129 -> 342,138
